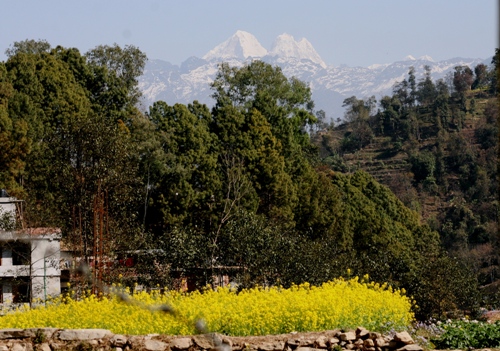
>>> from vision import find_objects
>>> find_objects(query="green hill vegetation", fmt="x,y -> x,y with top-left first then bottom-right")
312,51 -> 499,313
0,40 -> 497,320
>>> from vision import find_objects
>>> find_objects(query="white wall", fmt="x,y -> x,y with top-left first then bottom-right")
0,230 -> 61,304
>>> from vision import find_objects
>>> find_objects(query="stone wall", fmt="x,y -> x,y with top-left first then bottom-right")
0,327 -> 424,351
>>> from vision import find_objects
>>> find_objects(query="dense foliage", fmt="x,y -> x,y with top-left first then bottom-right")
1,40 -> 496,320
0,278 -> 413,336
313,49 -> 499,316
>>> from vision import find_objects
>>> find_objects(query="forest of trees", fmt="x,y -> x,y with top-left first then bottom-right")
0,40 -> 498,319
313,50 -> 499,314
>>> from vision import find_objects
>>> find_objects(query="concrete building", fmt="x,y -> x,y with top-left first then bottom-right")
0,191 -> 61,304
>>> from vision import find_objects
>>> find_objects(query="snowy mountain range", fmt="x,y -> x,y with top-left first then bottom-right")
138,31 -> 491,120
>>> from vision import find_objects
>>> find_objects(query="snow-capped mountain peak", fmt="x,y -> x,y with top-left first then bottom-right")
202,30 -> 267,61
418,55 -> 434,62
140,31 -> 489,120
269,33 -> 326,68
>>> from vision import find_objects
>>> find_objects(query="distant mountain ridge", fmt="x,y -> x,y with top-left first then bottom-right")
138,30 -> 490,119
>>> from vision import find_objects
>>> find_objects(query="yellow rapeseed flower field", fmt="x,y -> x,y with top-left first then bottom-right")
0,277 -> 413,336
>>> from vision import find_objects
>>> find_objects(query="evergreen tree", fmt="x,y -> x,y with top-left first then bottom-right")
417,65 -> 437,108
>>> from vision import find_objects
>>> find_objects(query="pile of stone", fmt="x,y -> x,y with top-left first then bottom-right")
0,327 -> 423,351
241,327 -> 423,351
316,327 -> 423,351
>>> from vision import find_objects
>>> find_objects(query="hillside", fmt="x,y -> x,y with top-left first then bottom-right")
337,89 -> 495,217
312,59 -> 499,306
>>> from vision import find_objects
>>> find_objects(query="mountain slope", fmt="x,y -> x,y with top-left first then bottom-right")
203,30 -> 267,62
268,33 -> 326,68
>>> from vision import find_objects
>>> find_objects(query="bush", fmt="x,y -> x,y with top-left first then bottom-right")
432,320 -> 500,349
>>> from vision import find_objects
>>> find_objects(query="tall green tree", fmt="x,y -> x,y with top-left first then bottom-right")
453,66 -> 474,95
5,39 -> 51,57
3,42 -> 150,263
0,62 -> 32,195
489,48 -> 499,94
472,63 -> 488,90
85,44 -> 147,108
147,101 -> 220,232
211,61 -> 316,160
341,96 -> 375,150
417,65 -> 437,108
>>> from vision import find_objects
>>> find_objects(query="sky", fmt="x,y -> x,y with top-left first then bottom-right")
1,0 -> 498,67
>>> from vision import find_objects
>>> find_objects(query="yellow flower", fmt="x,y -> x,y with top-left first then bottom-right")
0,277 -> 413,335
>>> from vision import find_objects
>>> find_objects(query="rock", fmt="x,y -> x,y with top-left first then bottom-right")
339,332 -> 356,342
395,345 -> 423,351
388,340 -> 399,349
0,345 -> 7,351
273,342 -> 285,351
369,332 -> 381,340
128,336 -> 145,350
354,340 -> 363,347
11,343 -> 29,351
295,347 -> 317,351
35,343 -> 51,351
0,329 -> 35,339
56,329 -> 112,341
314,336 -> 328,349
286,339 -> 302,349
111,334 -> 128,348
257,342 -> 275,351
356,327 -> 370,340
171,337 -> 194,350
328,337 -> 339,346
393,332 -> 414,345
242,344 -> 256,351
345,344 -> 355,350
222,337 -> 233,348
48,342 -> 64,350
27,328 -> 59,341
229,340 -> 244,351
144,339 -> 167,351
374,337 -> 387,347
193,333 -> 223,349
364,339 -> 374,347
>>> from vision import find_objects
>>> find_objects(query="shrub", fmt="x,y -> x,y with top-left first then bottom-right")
432,320 -> 500,349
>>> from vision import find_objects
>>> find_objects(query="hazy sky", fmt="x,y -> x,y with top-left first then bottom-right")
1,0 -> 497,67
